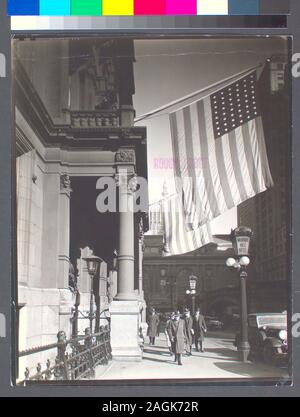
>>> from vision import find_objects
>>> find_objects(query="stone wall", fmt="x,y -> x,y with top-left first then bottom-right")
18,286 -> 74,379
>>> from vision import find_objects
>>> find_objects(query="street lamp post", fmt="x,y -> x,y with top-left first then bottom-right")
186,275 -> 197,315
83,255 -> 102,333
226,226 -> 253,363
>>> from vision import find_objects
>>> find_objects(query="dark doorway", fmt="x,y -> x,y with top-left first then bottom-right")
70,177 -> 118,269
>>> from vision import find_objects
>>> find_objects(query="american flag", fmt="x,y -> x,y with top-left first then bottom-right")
162,194 -> 212,257
169,69 -> 273,236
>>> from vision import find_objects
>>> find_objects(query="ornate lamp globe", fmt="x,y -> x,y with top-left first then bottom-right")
231,226 -> 253,257
83,255 -> 102,277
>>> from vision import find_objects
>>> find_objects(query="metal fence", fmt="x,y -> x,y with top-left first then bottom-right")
19,326 -> 112,384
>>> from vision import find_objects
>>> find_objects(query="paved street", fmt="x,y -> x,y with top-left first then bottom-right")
95,331 -> 289,381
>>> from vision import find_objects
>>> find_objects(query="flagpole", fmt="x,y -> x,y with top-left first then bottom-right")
134,61 -> 265,124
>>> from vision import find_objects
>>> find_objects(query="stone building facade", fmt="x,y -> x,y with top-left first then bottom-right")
143,232 -> 238,319
14,38 -> 148,376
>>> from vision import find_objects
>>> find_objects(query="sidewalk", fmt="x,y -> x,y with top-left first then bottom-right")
95,331 -> 289,381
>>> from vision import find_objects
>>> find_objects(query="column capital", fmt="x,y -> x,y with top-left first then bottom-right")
115,149 -> 136,165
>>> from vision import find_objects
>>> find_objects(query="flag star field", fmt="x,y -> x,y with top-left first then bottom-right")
212,72 -> 260,139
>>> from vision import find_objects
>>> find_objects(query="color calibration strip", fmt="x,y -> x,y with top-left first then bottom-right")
7,0 -> 290,16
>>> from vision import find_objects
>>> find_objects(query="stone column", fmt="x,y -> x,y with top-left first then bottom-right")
114,153 -> 137,301
109,149 -> 142,361
138,216 -> 148,323
138,217 -> 145,298
108,270 -> 118,301
58,174 -> 73,336
58,174 -> 72,289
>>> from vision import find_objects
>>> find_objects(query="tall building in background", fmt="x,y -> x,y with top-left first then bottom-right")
238,56 -> 290,312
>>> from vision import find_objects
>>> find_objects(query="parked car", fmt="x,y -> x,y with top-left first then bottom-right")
235,313 -> 288,366
205,316 -> 224,330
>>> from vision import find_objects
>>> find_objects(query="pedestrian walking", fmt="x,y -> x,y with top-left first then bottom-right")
156,313 -> 161,337
168,312 -> 187,366
147,308 -> 160,346
193,308 -> 207,352
184,308 -> 194,356
165,313 -> 175,356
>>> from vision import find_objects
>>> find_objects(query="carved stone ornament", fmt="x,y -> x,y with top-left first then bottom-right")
121,128 -> 132,138
115,149 -> 136,164
115,173 -> 137,193
139,218 -> 146,252
139,216 -> 144,240
128,175 -> 138,193
60,174 -> 72,195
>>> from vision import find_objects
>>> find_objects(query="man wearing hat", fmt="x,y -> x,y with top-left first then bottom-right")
167,312 -> 187,366
165,312 -> 175,356
147,308 -> 160,346
184,308 -> 194,356
193,308 -> 207,352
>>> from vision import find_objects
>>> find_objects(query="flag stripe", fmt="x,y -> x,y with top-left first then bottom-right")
170,112 -> 182,180
219,133 -> 241,206
235,126 -> 255,199
242,122 -> 262,195
255,116 -> 274,188
190,103 -> 212,221
249,119 -> 265,191
183,106 -> 203,228
173,110 -> 198,228
183,107 -> 196,224
204,98 -> 228,214
235,125 -> 256,199
176,110 -> 189,177
215,136 -> 235,209
228,129 -> 249,201
162,194 -> 212,257
178,196 -> 192,252
197,100 -> 221,218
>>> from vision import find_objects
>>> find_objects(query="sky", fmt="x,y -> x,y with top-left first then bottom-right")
132,37 -> 288,234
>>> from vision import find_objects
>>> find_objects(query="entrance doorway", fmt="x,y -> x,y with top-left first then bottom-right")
69,176 -> 118,333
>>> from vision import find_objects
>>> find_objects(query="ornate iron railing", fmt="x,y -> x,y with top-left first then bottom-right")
19,326 -> 112,384
71,110 -> 120,128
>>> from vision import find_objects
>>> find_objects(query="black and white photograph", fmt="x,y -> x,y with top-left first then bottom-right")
13,35 -> 291,384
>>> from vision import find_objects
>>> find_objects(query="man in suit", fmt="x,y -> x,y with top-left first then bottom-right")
184,308 -> 194,356
193,308 -> 207,352
165,312 -> 175,356
168,312 -> 187,366
147,308 -> 160,346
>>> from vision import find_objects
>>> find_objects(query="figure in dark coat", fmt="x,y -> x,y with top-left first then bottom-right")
168,313 -> 187,365
184,309 -> 194,355
165,313 -> 175,356
193,308 -> 207,352
147,309 -> 160,345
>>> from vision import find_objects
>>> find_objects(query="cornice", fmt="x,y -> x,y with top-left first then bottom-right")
14,59 -> 146,150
